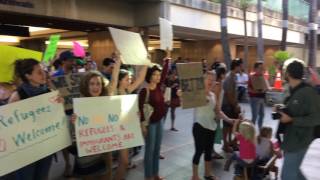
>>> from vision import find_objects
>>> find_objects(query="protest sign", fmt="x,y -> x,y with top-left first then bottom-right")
73,94 -> 144,157
109,27 -> 150,65
73,41 -> 86,58
51,73 -> 84,110
159,18 -> 173,51
43,35 -> 60,63
251,75 -> 268,92
176,63 -> 206,109
301,139 -> 320,180
0,46 -> 42,83
0,91 -> 71,176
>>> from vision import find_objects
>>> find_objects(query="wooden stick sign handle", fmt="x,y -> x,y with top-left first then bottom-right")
166,48 -> 171,59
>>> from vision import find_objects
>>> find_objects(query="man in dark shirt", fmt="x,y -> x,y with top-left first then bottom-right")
52,51 -> 76,77
278,61 -> 320,180
222,59 -> 242,152
101,58 -> 115,81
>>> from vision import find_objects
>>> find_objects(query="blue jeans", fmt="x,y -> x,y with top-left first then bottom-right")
282,149 -> 307,180
250,97 -> 265,129
144,120 -> 163,178
14,155 -> 53,180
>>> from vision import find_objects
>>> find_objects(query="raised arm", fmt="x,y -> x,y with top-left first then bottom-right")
160,58 -> 169,85
127,66 -> 148,93
233,119 -> 240,136
138,88 -> 147,122
107,57 -> 121,95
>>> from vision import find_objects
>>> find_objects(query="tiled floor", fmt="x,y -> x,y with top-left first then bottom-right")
49,103 -> 280,180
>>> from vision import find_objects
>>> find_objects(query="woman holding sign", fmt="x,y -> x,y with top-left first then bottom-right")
192,71 -> 219,180
138,58 -> 169,180
70,58 -> 120,180
114,66 -> 147,180
8,59 -> 63,180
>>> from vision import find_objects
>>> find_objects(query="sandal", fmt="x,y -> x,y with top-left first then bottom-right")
204,175 -> 218,180
170,128 -> 179,132
212,152 -> 224,159
159,154 -> 165,159
154,176 -> 165,180
127,163 -> 137,169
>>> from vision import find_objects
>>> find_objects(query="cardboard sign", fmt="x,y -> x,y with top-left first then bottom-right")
109,27 -> 151,65
73,95 -> 144,157
51,73 -> 84,110
0,91 -> 71,176
159,18 -> 173,51
43,35 -> 60,63
176,63 -> 206,109
0,46 -> 42,83
251,75 -> 267,92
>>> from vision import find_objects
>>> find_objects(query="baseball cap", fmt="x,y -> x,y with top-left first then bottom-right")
59,51 -> 76,61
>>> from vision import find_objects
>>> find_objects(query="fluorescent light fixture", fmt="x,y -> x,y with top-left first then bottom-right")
0,35 -> 20,43
45,40 -> 88,47
28,27 -> 50,32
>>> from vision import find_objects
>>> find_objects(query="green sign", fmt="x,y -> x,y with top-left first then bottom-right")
43,35 -> 60,63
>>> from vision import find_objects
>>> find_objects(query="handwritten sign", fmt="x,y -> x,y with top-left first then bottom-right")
73,95 -> 144,157
51,73 -> 84,110
109,27 -> 151,65
0,46 -> 42,83
177,63 -> 206,109
43,35 -> 60,63
159,18 -> 173,51
0,91 -> 71,176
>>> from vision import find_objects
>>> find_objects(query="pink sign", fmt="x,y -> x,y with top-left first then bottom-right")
73,42 -> 85,58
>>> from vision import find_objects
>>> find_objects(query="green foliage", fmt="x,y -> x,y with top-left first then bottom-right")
268,65 -> 277,76
240,0 -> 253,9
274,50 -> 293,64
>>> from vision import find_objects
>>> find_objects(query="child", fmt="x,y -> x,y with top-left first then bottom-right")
256,127 -> 273,162
224,120 -> 256,175
256,127 -> 279,179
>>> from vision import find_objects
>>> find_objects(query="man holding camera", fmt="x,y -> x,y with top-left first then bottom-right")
275,61 -> 320,180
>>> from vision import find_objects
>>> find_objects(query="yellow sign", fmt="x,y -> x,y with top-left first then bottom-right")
0,46 -> 42,83
0,91 -> 72,176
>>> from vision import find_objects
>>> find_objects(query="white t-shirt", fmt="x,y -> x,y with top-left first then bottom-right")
236,73 -> 249,88
194,92 -> 217,131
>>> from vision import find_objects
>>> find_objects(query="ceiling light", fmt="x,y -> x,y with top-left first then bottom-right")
0,35 -> 20,43
28,27 -> 49,32
45,40 -> 88,47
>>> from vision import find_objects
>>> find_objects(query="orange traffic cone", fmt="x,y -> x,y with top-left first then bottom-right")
273,71 -> 283,91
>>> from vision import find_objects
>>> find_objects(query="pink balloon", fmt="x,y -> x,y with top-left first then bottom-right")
73,41 -> 85,58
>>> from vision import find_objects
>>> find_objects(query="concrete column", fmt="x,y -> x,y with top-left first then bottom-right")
88,31 -> 116,70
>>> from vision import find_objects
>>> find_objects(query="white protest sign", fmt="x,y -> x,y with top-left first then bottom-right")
300,139 -> 320,180
0,91 -> 71,176
159,17 -> 173,51
73,94 -> 144,157
109,27 -> 151,65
